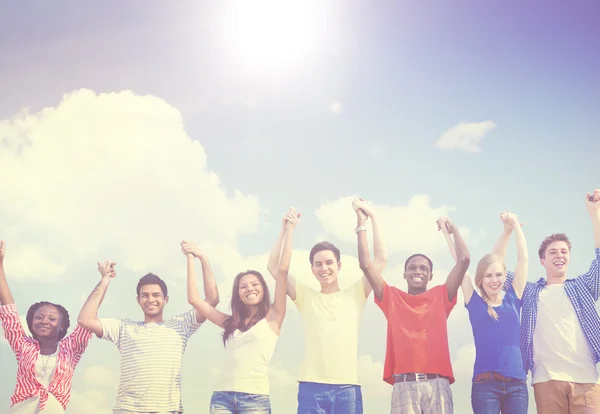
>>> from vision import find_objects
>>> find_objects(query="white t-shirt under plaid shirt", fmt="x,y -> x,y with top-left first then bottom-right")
100,309 -> 202,413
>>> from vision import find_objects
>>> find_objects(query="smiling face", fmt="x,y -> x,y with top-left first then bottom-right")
481,261 -> 506,298
541,241 -> 570,278
238,273 -> 264,306
404,256 -> 432,291
137,284 -> 168,317
311,250 -> 341,287
31,304 -> 63,340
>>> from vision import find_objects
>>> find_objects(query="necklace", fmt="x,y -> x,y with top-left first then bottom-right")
40,353 -> 52,376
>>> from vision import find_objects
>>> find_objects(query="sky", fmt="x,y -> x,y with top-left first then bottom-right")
0,1 -> 599,413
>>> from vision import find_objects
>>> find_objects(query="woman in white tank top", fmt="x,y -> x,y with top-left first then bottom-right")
183,208 -> 300,414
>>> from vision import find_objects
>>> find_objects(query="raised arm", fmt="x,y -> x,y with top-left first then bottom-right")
437,217 -> 474,304
587,189 -> 600,249
0,241 -> 15,305
181,242 -> 226,326
267,209 -> 298,301
492,212 -> 514,259
580,190 -> 600,300
505,213 -> 529,298
443,219 -> 471,301
354,199 -> 388,301
267,209 -> 299,332
77,261 -> 116,338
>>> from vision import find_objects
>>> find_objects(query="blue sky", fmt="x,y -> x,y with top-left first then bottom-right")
1,1 -> 599,413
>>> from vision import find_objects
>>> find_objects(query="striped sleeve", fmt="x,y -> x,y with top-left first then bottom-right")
0,303 -> 26,354
180,308 -> 203,338
100,318 -> 123,347
62,324 -> 93,359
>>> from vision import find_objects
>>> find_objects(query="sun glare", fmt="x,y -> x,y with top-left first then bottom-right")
220,0 -> 331,73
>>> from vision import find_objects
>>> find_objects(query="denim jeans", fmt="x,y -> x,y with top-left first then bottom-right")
210,391 -> 271,414
297,382 -> 363,414
471,378 -> 528,414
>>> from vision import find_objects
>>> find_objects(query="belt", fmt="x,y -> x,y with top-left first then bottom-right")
394,373 -> 442,383
474,372 -> 513,383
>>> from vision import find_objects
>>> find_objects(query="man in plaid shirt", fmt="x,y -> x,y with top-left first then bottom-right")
501,188 -> 600,413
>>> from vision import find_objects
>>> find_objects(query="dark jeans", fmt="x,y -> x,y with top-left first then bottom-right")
471,378 -> 528,414
297,382 -> 363,414
210,391 -> 271,414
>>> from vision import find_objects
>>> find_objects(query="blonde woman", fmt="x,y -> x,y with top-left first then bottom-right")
438,213 -> 528,414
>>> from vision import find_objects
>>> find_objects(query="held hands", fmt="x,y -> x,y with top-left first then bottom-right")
180,241 -> 205,259
500,211 -> 525,232
97,260 -> 116,279
586,189 -> 600,216
436,216 -> 456,234
284,207 -> 301,229
352,198 -> 373,223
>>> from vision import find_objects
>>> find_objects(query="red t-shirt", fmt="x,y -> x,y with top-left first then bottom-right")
375,282 -> 456,385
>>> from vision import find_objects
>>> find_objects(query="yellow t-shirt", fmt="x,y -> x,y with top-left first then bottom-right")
294,279 -> 367,385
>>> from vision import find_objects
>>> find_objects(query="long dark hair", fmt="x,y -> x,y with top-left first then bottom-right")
222,270 -> 271,347
26,301 -> 70,341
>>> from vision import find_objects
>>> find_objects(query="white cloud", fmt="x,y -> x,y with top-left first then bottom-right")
315,195 -> 470,255
358,354 -> 391,398
435,121 -> 496,153
452,343 -> 476,375
2,243 -> 65,281
0,89 -> 261,281
67,388 -> 112,413
81,365 -> 119,391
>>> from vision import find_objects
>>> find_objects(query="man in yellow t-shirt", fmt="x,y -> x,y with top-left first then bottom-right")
267,200 -> 386,414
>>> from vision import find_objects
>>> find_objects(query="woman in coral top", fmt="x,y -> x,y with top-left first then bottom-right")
440,213 -> 528,414
0,240 -> 93,413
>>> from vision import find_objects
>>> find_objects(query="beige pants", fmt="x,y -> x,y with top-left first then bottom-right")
533,380 -> 600,414
391,377 -> 453,414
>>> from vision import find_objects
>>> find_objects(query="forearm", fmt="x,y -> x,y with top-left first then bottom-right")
0,263 -> 15,305
278,226 -> 293,275
267,227 -> 286,276
592,213 -> 600,248
199,255 -> 219,306
357,229 -> 371,269
453,228 -> 471,266
514,225 -> 529,263
187,255 -> 202,305
492,229 -> 512,258
443,233 -> 458,262
78,277 -> 111,325
371,217 -> 388,267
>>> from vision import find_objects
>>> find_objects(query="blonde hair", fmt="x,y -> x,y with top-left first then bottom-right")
474,254 -> 506,321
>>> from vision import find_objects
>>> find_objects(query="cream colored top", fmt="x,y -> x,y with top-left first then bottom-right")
213,318 -> 279,395
294,279 -> 366,385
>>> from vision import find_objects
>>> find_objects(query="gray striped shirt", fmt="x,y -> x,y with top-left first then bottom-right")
100,309 -> 202,413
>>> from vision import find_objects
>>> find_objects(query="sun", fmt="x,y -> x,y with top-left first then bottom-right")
220,0 -> 332,73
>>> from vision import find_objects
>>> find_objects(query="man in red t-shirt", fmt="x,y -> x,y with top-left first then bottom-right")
354,200 -> 470,414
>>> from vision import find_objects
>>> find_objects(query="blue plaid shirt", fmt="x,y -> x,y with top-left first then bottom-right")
505,248 -> 600,374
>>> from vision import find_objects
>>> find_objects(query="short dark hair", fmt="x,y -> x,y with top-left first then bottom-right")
136,273 -> 168,297
538,233 -> 571,259
404,253 -> 434,273
309,241 -> 341,264
26,302 -> 70,341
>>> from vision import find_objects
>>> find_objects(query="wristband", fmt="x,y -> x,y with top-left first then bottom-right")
355,226 -> 367,233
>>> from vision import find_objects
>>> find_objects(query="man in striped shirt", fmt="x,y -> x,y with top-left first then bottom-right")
78,255 -> 219,413
502,189 -> 600,413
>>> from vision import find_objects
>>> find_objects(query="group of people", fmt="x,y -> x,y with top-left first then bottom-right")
1,189 -> 599,414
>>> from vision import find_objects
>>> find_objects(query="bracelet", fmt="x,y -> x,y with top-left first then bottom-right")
355,226 -> 367,233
